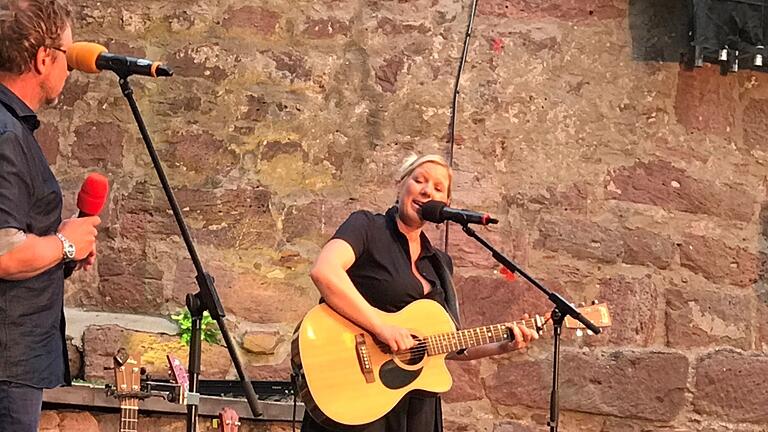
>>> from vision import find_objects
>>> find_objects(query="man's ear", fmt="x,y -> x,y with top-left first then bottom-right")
33,46 -> 50,75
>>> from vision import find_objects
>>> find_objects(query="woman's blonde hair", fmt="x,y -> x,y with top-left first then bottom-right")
396,154 -> 453,199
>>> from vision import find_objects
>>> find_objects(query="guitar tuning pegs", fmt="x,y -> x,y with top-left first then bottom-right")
575,329 -> 584,337
592,299 -> 599,305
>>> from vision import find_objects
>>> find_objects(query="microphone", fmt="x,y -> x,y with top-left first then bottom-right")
66,42 -> 173,78
76,172 -> 110,217
64,173 -> 109,277
421,200 -> 499,225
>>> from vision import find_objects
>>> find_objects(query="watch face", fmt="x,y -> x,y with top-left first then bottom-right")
64,243 -> 76,259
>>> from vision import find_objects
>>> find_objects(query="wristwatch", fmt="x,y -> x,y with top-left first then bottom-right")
56,232 -> 76,262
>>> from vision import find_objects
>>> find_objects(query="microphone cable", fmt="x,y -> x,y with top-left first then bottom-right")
443,0 -> 480,255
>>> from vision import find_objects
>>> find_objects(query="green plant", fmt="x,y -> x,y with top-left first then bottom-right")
170,309 -> 221,346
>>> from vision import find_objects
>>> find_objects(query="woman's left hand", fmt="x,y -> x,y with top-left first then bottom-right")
500,314 -> 538,353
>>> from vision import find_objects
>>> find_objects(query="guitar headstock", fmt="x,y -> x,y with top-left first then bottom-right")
113,348 -> 142,396
217,407 -> 240,432
526,303 -> 612,336
166,353 -> 190,405
564,302 -> 612,335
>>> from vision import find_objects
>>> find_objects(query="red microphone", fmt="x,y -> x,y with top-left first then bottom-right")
64,173 -> 109,277
76,173 -> 109,217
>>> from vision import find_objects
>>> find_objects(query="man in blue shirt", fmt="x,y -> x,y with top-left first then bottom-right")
0,1 -> 101,430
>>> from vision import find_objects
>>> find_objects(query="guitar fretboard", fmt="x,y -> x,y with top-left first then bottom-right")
120,398 -> 139,432
424,318 -> 541,356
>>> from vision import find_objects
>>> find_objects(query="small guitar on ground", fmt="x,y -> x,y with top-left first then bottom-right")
217,406 -> 241,432
111,348 -> 143,432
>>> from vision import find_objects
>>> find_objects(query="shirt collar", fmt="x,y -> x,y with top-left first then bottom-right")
0,83 -> 40,132
385,206 -> 437,257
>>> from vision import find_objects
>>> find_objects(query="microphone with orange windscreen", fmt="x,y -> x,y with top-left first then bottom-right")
66,42 -> 173,78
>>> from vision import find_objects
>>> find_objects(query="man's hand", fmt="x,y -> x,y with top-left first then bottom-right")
76,248 -> 97,271
57,216 -> 101,260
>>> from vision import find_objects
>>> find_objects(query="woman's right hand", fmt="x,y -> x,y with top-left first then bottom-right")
374,324 -> 416,353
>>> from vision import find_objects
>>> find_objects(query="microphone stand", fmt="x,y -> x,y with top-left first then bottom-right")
458,224 -> 600,432
113,71 -> 262,431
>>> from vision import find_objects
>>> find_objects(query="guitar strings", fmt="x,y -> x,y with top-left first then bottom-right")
302,318 -> 547,364
367,317 -> 542,361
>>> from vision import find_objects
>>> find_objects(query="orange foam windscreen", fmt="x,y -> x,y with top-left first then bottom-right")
66,42 -> 108,74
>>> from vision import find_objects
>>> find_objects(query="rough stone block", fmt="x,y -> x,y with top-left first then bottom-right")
443,360 -> 484,403
595,274 -> 659,346
693,349 -> 768,423
72,121 -> 126,170
621,227 -> 675,270
556,350 -> 688,421
242,330 -> 281,355
486,350 -> 690,422
67,336 -> 84,380
485,357 -> 550,409
163,130 -> 238,176
743,97 -> 768,154
477,0 -> 624,20
58,412 -> 99,432
675,66 -> 738,136
223,5 -> 280,36
535,216 -> 623,264
456,274 -> 551,329
666,287 -> 754,350
170,45 -> 230,82
606,159 -> 756,223
679,234 -> 762,288
493,420 -> 538,432
302,18 -> 350,39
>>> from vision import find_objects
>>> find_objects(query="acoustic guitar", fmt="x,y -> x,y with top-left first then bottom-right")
112,349 -> 142,432
292,298 -> 611,428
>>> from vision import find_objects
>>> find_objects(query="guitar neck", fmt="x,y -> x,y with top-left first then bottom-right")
119,397 -> 139,432
424,317 -> 542,356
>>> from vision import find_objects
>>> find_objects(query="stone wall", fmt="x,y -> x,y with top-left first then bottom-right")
38,0 -> 768,430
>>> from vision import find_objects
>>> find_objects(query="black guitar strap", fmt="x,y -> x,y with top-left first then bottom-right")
428,250 -> 462,329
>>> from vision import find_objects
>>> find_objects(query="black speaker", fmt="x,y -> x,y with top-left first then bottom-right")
684,0 -> 768,74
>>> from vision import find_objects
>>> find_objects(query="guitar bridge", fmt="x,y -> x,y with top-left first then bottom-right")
355,334 -> 375,384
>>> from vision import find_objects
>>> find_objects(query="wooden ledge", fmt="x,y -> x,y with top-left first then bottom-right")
43,383 -> 304,421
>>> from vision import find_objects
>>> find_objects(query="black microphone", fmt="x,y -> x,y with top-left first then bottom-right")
421,200 -> 499,225
66,42 -> 173,78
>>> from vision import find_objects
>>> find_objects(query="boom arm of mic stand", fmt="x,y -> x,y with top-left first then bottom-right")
115,76 -> 262,426
459,224 -> 601,334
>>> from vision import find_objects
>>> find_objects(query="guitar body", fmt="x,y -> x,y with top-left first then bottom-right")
292,299 -> 456,428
